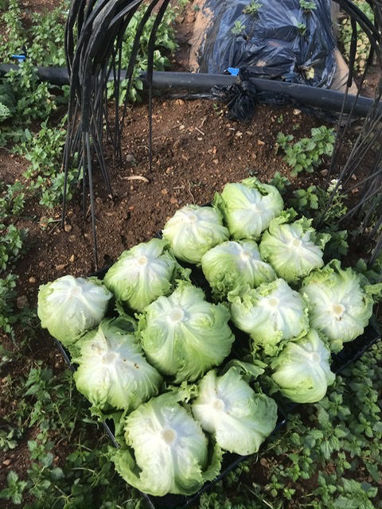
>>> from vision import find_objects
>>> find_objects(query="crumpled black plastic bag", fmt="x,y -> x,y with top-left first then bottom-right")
198,0 -> 336,89
212,75 -> 257,122
212,67 -> 294,122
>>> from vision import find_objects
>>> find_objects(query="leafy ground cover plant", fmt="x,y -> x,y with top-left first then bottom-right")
339,0 -> 374,73
299,0 -> 317,13
277,126 -> 335,175
243,1 -> 262,17
0,183 -> 26,339
106,2 -> 181,104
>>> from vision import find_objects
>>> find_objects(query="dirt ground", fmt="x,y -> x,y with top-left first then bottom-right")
13,100 -> 327,295
0,0 -> 379,503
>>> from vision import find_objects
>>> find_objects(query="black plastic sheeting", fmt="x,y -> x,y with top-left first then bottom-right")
198,0 -> 337,88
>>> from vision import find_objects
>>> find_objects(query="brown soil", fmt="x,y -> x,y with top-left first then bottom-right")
12,100 -> 326,302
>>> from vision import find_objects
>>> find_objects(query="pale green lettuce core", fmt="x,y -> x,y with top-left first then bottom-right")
162,205 -> 229,264
300,260 -> 375,352
192,368 -> 278,455
260,215 -> 330,284
112,393 -> 222,496
201,240 -> 276,299
37,275 -> 112,346
73,318 -> 162,412
229,279 -> 309,356
271,329 -> 335,403
140,283 -> 235,382
214,177 -> 284,240
103,238 -> 184,312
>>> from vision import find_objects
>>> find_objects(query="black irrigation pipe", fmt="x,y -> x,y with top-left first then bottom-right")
142,71 -> 382,118
1,63 -> 380,118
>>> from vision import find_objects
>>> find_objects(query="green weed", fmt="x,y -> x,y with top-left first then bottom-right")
107,4 -> 179,104
243,1 -> 262,17
231,20 -> 246,36
277,126 -> 335,176
299,0 -> 317,12
339,0 -> 374,73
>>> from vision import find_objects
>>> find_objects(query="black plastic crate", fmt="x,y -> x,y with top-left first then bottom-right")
55,321 -> 380,509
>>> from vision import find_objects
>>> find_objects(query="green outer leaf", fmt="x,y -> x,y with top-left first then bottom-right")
162,205 -> 229,264
229,279 -> 309,356
213,177 -> 284,240
300,260 -> 375,352
222,359 -> 265,380
104,238 -> 189,312
259,215 -> 330,284
111,392 -> 221,496
139,283 -> 235,382
201,240 -> 276,299
37,275 -> 112,346
73,317 -> 162,412
271,329 -> 335,403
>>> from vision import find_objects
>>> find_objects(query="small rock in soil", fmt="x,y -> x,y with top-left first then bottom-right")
64,223 -> 72,232
320,169 -> 328,176
69,255 -> 75,263
17,295 -> 29,309
2,459 -> 11,466
28,277 -> 36,284
126,153 -> 136,163
39,216 -> 49,228
56,263 -> 68,271
257,139 -> 265,146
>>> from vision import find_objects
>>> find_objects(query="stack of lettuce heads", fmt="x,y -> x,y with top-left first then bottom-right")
37,177 -> 380,497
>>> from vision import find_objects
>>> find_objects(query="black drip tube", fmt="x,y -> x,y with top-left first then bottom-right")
0,64 -> 379,117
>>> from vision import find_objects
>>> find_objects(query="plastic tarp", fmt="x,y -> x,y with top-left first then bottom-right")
192,0 -> 337,88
